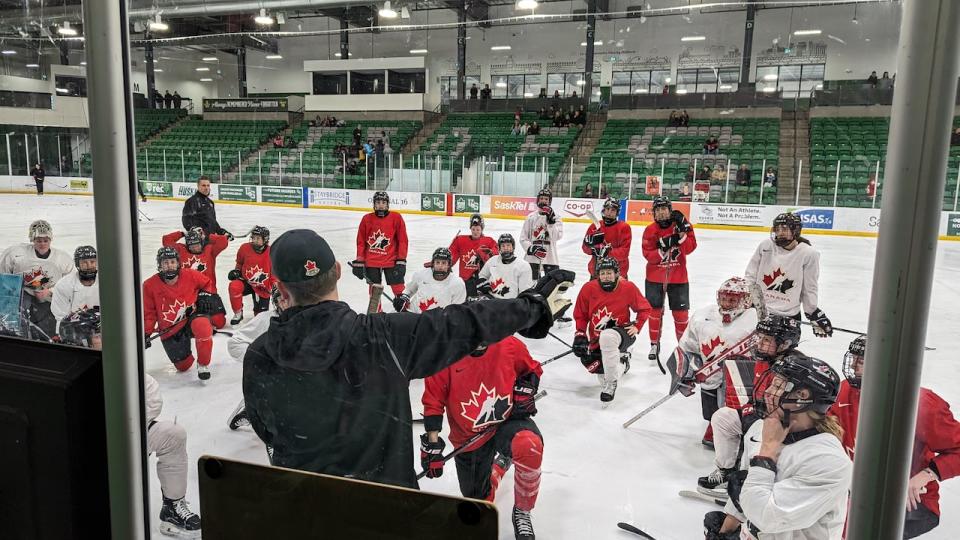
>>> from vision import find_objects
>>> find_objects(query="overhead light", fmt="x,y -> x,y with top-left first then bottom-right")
149,14 -> 168,32
719,84 -> 732,90
634,88 -> 648,94
576,79 -> 586,86
401,6 -> 410,18
26,63 -> 39,68
196,67 -> 210,72
276,12 -> 286,25
665,77 -> 671,83
265,54 -> 283,59
58,22 -> 78,36
763,73 -> 778,81
523,92 -> 533,97
334,52 -> 353,57
517,0 -> 539,10
154,68 -> 164,73
200,78 -> 214,82
761,86 -> 777,92
793,29 -> 821,36
580,40 -> 603,46
409,49 -> 428,54
490,45 -> 511,51
681,36 -> 705,42
254,8 -> 274,25
495,81 -> 507,88
379,1 -> 398,18
676,88 -> 688,94
80,61 -> 86,66
1,50 -> 15,55
202,56 -> 218,61
56,88 -> 69,93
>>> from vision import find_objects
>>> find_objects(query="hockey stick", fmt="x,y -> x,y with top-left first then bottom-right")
622,393 -> 675,429
616,522 -> 657,539
417,390 -> 547,480
540,348 -> 574,366
548,330 -> 572,349
25,180 -> 69,189
679,490 -> 726,507
796,320 -> 935,351
138,208 -> 153,222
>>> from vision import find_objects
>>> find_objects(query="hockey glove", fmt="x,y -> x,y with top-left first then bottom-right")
573,332 -> 591,359
512,372 -> 540,417
224,230 -> 235,242
227,269 -> 243,281
539,205 -> 557,223
658,233 -> 681,251
526,244 -> 548,260
478,245 -> 494,261
703,511 -> 740,540
144,333 -> 152,349
499,285 -> 510,297
419,433 -> 446,479
671,210 -> 692,233
393,294 -> 410,313
349,260 -> 366,281
585,230 -> 605,246
806,308 -> 833,337
591,245 -> 610,259
196,291 -> 226,316
477,279 -> 493,296
517,268 -> 576,339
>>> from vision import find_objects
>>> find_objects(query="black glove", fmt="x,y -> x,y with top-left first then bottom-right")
224,230 -> 235,241
526,244 -> 548,260
658,234 -> 681,251
542,206 -> 557,224
144,333 -> 152,349
585,230 -> 605,246
196,291 -> 226,316
591,245 -> 610,259
671,210 -> 691,233
703,511 -> 740,540
419,433 -> 446,479
393,294 -> 410,312
517,268 -> 576,339
573,332 -> 590,358
350,260 -> 366,281
512,372 -> 540,417
477,279 -> 493,296
806,308 -> 833,337
227,269 -> 243,281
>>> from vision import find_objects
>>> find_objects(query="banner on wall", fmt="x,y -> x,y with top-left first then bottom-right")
140,181 -> 172,198
490,196 -> 538,217
696,204 -> 766,227
175,183 -> 198,198
560,198 -> 600,219
203,98 -> 288,112
453,194 -> 481,214
626,200 -> 691,223
69,179 -> 90,192
421,193 -> 446,213
645,176 -> 661,196
788,207 -> 835,230
308,188 -> 352,207
948,213 -> 960,237
261,186 -> 302,205
219,184 -> 258,203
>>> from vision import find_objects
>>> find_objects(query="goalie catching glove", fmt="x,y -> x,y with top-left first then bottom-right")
516,268 -> 576,339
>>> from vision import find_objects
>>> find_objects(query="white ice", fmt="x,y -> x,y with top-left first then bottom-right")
3,193 -> 959,539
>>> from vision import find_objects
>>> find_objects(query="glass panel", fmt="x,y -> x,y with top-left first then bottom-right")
756,66 -> 779,93
695,68 -> 718,93
312,72 -> 348,95
54,75 -> 87,97
349,71 -> 385,94
507,74 -> 524,98
491,74 -> 509,98
387,70 -> 425,94
546,73 -> 565,97
778,64 -> 802,95
650,70 -> 670,94
612,72 -> 632,95
717,67 -> 740,92
565,72 -> 583,98
522,74 -> 542,98
677,69 -> 698,94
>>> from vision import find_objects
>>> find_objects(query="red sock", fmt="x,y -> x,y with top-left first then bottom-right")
190,317 -> 214,366
703,423 -> 713,443
210,313 -> 226,329
648,308 -> 664,342
173,355 -> 195,372
390,283 -> 405,297
228,279 -> 245,312
511,430 -> 543,511
673,309 -> 689,340
487,460 -> 510,503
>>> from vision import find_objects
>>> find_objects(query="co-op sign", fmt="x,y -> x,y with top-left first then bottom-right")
562,199 -> 597,218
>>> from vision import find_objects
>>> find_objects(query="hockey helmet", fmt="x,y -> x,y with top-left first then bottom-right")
536,188 -> 553,208
373,191 -> 390,217
717,277 -> 750,324
755,315 -> 801,359
29,219 -> 52,241
156,246 -> 181,280
602,197 -> 620,225
753,352 -> 841,419
431,247 -> 453,280
469,213 -> 484,230
185,227 -> 205,252
498,233 -> 516,263
771,212 -> 802,247
651,196 -> 673,228
59,306 -> 102,348
250,225 -> 270,253
843,334 -> 867,388
73,245 -> 98,281
596,257 -> 620,292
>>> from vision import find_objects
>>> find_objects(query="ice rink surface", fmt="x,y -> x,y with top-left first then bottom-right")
4,193 -> 959,539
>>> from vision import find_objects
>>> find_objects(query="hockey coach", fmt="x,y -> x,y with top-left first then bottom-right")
242,229 -> 574,489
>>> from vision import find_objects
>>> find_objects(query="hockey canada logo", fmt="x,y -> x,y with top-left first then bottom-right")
162,299 -> 189,324
762,268 -> 794,294
22,266 -> 50,289
532,225 -> 548,241
460,382 -> 512,430
701,335 -> 724,359
367,229 -> 391,253
464,250 -> 482,269
245,265 -> 269,285
490,277 -> 508,296
591,306 -> 619,335
419,297 -> 439,312
303,260 -> 320,277
183,256 -> 206,273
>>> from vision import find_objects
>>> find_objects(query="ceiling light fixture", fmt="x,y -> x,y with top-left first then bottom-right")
517,0 -> 539,10
490,45 -> 511,51
149,14 -> 169,32
379,1 -> 398,18
665,77 -> 671,83
56,87 -> 69,93
200,78 -> 213,82
409,49 -> 428,54
80,61 -> 86,66
580,40 -> 603,46
57,21 -> 78,36
1,50 -> 15,55
793,29 -> 821,36
26,63 -> 39,68
719,84 -> 732,90
202,56 -> 217,61
254,8 -> 274,25
676,88 -> 688,94
196,67 -> 210,72
576,79 -> 586,86
154,68 -> 163,72
681,35 -> 705,42
334,52 -> 353,57
265,54 -> 283,59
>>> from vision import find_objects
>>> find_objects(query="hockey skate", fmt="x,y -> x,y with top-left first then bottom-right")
228,401 -> 249,430
648,342 -> 660,365
620,352 -> 632,375
230,311 -> 243,325
697,467 -> 734,500
512,506 -> 535,539
600,380 -> 618,407
159,496 -> 201,538
197,364 -> 210,381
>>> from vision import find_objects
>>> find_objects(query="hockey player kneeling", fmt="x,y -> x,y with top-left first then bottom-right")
572,257 -> 651,405
421,337 -> 543,539
393,247 -> 466,313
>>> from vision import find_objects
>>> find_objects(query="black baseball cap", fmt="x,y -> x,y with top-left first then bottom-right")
270,229 -> 336,283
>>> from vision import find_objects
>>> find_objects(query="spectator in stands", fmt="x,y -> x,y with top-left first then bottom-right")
515,107 -> 522,123
353,125 -> 362,146
173,91 -> 182,109
703,135 -> 719,155
669,110 -> 680,127
363,139 -> 375,158
521,122 -> 530,136
685,165 -> 696,183
380,130 -> 392,153
867,174 -> 877,198
553,90 -> 561,100
60,155 -> 71,176
571,110 -> 583,127
711,163 -> 727,184
273,134 -> 284,148
376,139 -> 385,161
697,165 -> 712,182
571,90 -> 579,99
680,110 -> 690,127
539,88 -> 547,98
481,84 -> 492,99
582,183 -> 595,198
470,83 -> 479,99
736,163 -> 751,186
764,167 -> 778,188
880,72 -> 891,86
163,90 -> 173,109
599,185 -> 609,200
662,85 -> 669,95
31,163 -> 45,196
529,121 -> 541,136
867,71 -> 879,87
153,89 -> 163,109
951,128 -> 960,146
563,113 -> 572,127
511,121 -> 522,136
552,111 -> 563,128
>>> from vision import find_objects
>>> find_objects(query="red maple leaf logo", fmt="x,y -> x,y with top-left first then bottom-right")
245,265 -> 269,285
701,335 -> 724,359
183,255 -> 206,273
459,382 -> 512,430
22,266 -> 50,289
532,225 -> 547,241
591,306 -> 619,335
490,277 -> 506,293
367,229 -> 390,253
304,260 -> 319,276
162,299 -> 188,324
419,297 -> 439,312
762,268 -> 785,287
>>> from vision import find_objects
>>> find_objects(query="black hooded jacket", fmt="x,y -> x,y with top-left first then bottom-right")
181,191 -> 225,235
242,295 -> 549,488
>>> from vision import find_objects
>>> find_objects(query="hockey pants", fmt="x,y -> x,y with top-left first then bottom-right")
161,317 -> 214,372
644,280 -> 690,342
147,420 -> 188,500
454,417 -> 543,511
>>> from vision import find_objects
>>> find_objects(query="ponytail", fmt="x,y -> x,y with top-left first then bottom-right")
810,411 -> 844,441
798,236 -> 811,246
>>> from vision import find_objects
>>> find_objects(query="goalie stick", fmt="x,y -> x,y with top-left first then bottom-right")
367,284 -> 384,314
678,490 -> 725,507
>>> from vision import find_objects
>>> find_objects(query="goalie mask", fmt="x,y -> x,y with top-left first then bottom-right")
717,277 -> 750,324
754,352 -> 840,424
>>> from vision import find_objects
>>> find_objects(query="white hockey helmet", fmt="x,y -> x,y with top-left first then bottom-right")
29,219 -> 52,241
717,276 -> 750,324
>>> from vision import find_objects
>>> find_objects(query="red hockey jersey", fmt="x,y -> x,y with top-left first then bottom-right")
234,243 -> 273,299
161,231 -> 228,292
641,222 -> 697,284
422,337 -> 542,452
830,383 -> 960,516
582,220 -> 632,278
356,212 -> 409,268
573,278 -> 651,346
143,268 -> 213,338
449,234 -> 498,280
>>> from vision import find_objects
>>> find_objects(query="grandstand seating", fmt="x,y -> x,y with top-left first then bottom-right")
134,108 -> 187,144
579,118 -> 780,202
809,116 -> 960,210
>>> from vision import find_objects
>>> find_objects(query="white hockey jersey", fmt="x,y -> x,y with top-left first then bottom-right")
725,420 -> 851,540
403,268 -> 467,313
744,239 -> 820,318
477,256 -> 533,299
677,305 -> 758,390
50,271 -> 100,332
0,244 -> 74,299
519,211 -> 563,266
227,307 -> 274,360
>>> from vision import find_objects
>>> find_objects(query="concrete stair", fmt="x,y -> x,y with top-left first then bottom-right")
777,110 -> 811,205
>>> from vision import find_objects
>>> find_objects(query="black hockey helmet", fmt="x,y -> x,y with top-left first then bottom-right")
185,227 -> 205,250
843,334 -> 867,388
536,188 -> 553,207
470,213 -> 484,230
373,191 -> 390,217
596,257 -> 620,292
753,351 -> 841,418
652,196 -> 673,227
73,245 -> 98,281
755,315 -> 801,359
59,306 -> 101,348
772,212 -> 802,247
431,247 -> 453,280
498,233 -> 515,249
250,225 -> 270,253
156,246 -> 180,280
602,197 -> 620,225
